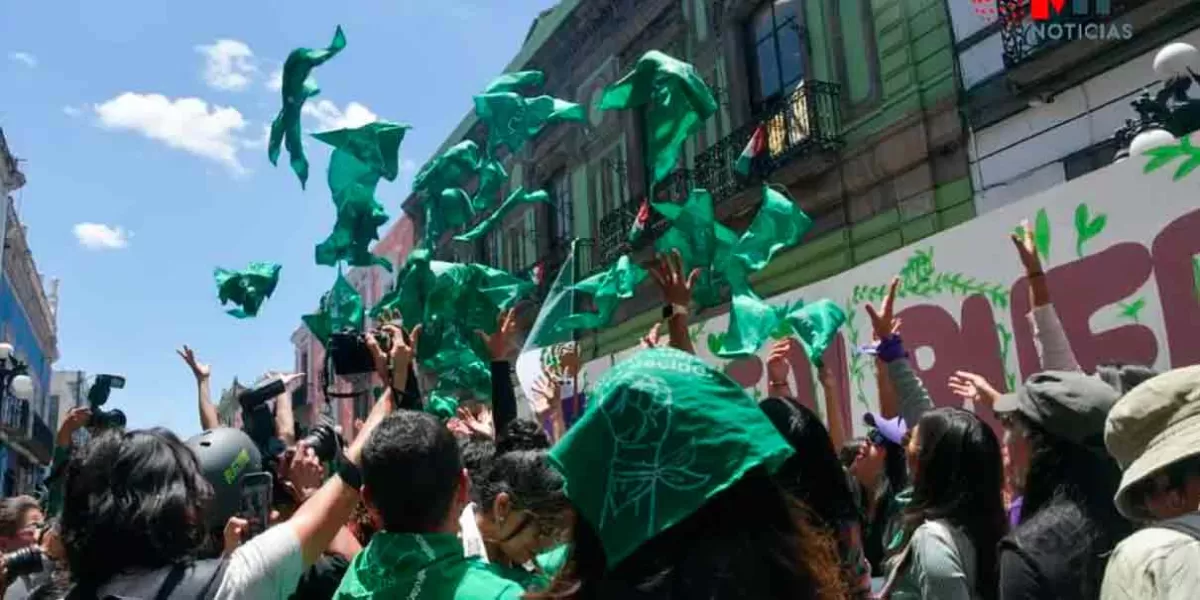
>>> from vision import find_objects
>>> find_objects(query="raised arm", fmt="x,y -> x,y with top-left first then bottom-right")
177,345 -> 219,431
1012,220 -> 1079,372
864,278 -> 904,420
478,308 -> 519,436
817,359 -> 848,451
648,250 -> 699,355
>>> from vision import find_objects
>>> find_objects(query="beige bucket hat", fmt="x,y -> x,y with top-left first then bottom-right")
1105,365 -> 1200,520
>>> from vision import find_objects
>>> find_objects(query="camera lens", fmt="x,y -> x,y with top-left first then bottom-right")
299,424 -> 340,462
2,546 -> 44,578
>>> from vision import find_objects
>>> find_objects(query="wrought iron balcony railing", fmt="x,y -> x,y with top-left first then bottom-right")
30,413 -> 53,464
999,0 -> 1148,68
694,79 -> 843,204
595,168 -> 691,266
0,394 -> 28,435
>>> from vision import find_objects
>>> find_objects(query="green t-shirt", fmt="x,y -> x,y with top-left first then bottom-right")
335,531 -> 523,599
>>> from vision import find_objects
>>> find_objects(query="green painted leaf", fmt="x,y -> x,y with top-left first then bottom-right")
1175,155 -> 1200,180
1034,208 -> 1051,262
1143,143 -> 1186,158
1119,298 -> 1146,323
705,333 -> 724,356
1192,254 -> 1200,302
1144,153 -> 1179,174
1085,213 -> 1107,239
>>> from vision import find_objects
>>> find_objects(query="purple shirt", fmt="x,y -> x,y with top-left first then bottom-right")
1009,495 -> 1024,527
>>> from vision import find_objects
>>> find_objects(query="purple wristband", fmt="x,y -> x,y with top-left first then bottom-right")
876,334 -> 908,363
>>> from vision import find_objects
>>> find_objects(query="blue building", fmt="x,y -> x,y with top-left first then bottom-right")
0,129 -> 57,496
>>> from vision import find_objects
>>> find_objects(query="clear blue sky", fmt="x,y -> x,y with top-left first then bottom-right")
1,0 -> 556,436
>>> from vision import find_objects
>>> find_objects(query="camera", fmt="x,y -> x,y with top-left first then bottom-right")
239,378 -> 287,458
328,329 -> 392,376
298,423 -> 341,463
1,546 -> 44,578
86,375 -> 127,430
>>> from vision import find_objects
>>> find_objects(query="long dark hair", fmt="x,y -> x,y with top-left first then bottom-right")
901,408 -> 1006,600
760,397 -> 859,528
1008,414 -> 1132,599
526,469 -> 848,600
60,429 -> 212,587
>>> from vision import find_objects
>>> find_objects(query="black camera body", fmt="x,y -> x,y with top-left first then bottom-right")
239,378 -> 287,459
86,375 -> 128,430
299,423 -> 342,463
328,329 -> 391,376
2,546 -> 44,579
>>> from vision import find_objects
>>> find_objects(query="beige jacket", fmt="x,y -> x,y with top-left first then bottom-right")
1101,526 -> 1200,600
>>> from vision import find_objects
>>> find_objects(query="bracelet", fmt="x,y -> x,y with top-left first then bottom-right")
768,380 -> 790,387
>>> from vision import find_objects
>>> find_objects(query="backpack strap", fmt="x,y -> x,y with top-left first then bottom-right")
64,559 -> 229,600
1155,512 -> 1200,542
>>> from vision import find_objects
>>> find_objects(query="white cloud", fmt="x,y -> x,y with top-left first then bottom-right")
399,158 -> 417,173
8,52 -> 36,68
73,223 -> 131,250
196,39 -> 257,92
240,124 -> 271,150
266,67 -> 283,91
301,100 -> 378,132
92,92 -> 248,173
62,105 -> 82,117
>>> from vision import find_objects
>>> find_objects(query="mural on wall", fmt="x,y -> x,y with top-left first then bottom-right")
581,157 -> 1200,435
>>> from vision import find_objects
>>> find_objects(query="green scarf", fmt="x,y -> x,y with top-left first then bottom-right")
335,531 -> 523,599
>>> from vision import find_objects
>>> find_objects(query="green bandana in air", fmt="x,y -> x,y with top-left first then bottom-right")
472,157 -> 508,212
558,255 -> 647,330
267,25 -> 347,189
482,70 -> 546,94
371,250 -> 533,417
315,149 -> 392,271
334,531 -> 523,599
653,189 -> 737,308
454,187 -> 551,243
474,92 -> 585,155
302,270 -> 364,347
549,348 -> 794,568
312,120 -> 410,182
600,51 -> 717,187
214,262 -> 281,318
413,141 -> 482,245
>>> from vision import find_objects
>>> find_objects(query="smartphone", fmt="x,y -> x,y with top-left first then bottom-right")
238,472 -> 273,539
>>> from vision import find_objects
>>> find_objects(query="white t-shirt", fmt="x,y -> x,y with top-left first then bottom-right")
213,523 -> 306,600
459,503 -> 489,563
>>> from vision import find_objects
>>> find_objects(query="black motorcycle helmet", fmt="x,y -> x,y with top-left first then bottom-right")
186,428 -> 263,530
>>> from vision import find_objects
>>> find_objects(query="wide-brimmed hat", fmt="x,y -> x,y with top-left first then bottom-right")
1105,365 -> 1200,520
992,371 -> 1119,452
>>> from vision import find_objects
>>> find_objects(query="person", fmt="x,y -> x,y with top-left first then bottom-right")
473,450 -> 571,591
53,322 -> 418,599
333,410 -> 525,599
531,347 -> 847,600
992,371 -> 1132,600
877,408 -> 1006,600
761,395 -> 873,598
1101,365 -> 1200,599
0,499 -> 52,600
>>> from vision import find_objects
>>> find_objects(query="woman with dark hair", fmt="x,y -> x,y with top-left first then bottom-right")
473,450 -> 571,591
992,371 -> 1133,600
880,407 -> 1007,599
533,348 -> 847,600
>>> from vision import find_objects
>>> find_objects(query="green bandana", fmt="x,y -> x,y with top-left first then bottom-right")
653,189 -> 737,307
312,120 -> 410,182
454,187 -> 551,243
334,532 -> 523,599
413,141 -> 482,246
302,271 -> 364,347
558,255 -> 646,330
599,51 -> 717,186
472,157 -> 508,212
731,185 -> 813,273
371,250 -> 533,416
315,149 -> 392,271
214,262 -> 281,318
267,25 -> 347,189
549,348 -> 794,568
482,70 -> 546,94
474,92 -> 585,154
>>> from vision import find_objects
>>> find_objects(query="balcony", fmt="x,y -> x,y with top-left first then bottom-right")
0,394 -> 29,436
999,0 -> 1193,87
595,80 -> 843,267
29,413 -> 52,464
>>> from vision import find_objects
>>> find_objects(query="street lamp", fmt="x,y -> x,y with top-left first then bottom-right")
0,342 -> 34,402
1115,42 -> 1200,162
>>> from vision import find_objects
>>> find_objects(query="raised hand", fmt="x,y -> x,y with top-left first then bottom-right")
530,371 -> 563,421
176,345 -> 211,381
648,250 -> 700,309
864,277 -> 902,341
766,338 -> 794,383
639,323 -> 663,350
476,309 -> 519,362
947,370 -> 1002,408
1010,219 -> 1044,276
456,404 -> 495,440
280,443 -> 325,502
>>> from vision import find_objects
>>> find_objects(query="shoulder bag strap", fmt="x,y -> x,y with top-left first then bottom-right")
1154,512 -> 1200,542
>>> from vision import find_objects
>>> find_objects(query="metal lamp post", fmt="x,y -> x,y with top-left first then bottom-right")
0,342 -> 35,406
1115,42 -> 1200,161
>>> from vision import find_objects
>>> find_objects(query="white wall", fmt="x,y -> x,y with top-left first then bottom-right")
970,27 -> 1200,215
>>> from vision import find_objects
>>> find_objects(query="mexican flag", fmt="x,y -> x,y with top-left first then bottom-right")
516,241 -> 578,411
531,261 -> 546,286
735,124 -> 767,177
627,197 -> 651,244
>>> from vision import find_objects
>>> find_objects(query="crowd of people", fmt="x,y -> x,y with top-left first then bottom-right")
0,218 -> 1196,600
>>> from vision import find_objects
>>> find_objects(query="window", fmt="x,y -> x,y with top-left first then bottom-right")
1065,140 -> 1118,181
551,172 -> 572,242
747,0 -> 807,109
299,350 -> 309,377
